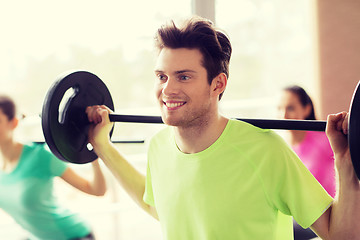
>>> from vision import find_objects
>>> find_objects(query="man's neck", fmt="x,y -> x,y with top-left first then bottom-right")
174,115 -> 229,154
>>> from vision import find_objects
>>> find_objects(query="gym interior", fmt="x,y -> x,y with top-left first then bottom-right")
0,0 -> 359,239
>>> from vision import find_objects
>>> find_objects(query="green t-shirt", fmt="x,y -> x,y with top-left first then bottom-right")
144,119 -> 333,240
0,143 -> 91,240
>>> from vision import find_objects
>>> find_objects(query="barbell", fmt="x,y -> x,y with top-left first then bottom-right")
41,71 -> 360,179
33,140 -> 145,144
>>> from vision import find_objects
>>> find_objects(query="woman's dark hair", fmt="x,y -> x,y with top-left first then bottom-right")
284,85 -> 316,120
0,95 -> 16,120
154,16 -> 232,100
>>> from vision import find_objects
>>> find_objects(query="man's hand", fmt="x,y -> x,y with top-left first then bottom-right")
86,105 -> 114,150
326,112 -> 352,174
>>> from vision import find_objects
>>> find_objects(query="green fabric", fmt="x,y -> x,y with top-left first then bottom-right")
0,143 -> 91,240
144,119 -> 333,240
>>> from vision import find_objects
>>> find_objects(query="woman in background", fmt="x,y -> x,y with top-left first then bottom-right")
0,95 -> 107,240
278,85 -> 335,240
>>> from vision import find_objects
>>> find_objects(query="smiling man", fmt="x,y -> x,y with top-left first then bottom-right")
154,47 -> 228,153
86,16 -> 360,239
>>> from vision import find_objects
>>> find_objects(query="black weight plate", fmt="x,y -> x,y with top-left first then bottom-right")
349,81 -> 360,180
41,71 -> 114,164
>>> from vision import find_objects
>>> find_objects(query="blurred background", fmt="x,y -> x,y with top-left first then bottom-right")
0,0 -> 359,239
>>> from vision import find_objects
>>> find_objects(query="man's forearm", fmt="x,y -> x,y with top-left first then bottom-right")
95,142 -> 155,216
90,160 -> 107,196
329,159 -> 360,239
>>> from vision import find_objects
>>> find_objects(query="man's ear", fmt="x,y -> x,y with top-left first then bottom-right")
212,73 -> 227,98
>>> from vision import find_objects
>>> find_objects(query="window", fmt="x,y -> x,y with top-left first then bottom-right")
216,0 -> 316,118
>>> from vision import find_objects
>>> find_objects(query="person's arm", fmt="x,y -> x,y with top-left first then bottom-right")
60,159 -> 107,196
311,112 -> 360,239
86,105 -> 158,220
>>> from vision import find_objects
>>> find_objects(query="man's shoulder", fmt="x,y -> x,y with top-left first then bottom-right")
227,119 -> 288,149
228,119 -> 279,139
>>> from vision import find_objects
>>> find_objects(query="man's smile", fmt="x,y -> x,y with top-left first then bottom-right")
163,101 -> 187,110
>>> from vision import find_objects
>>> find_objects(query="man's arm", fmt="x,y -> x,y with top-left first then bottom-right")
86,105 -> 158,220
311,112 -> 360,239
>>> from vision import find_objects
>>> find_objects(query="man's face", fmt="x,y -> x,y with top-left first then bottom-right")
154,48 -> 216,127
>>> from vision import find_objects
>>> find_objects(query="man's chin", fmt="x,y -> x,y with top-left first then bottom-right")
163,119 -> 181,126
161,116 -> 183,127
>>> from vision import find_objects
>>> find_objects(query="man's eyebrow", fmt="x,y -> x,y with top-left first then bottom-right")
175,70 -> 196,74
154,69 -> 196,74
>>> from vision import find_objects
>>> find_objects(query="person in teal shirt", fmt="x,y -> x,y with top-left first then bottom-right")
0,95 -> 107,240
86,16 -> 359,239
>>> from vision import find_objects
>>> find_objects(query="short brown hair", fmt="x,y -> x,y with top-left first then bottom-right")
155,16 -> 232,100
0,95 -> 16,120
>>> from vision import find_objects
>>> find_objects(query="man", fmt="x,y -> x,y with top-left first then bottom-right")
86,16 -> 360,239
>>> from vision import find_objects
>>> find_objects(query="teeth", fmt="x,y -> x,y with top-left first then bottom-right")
166,102 -> 185,108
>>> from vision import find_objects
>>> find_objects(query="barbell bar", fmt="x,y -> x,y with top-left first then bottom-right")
41,71 -> 360,179
33,140 -> 145,144
109,114 -> 327,131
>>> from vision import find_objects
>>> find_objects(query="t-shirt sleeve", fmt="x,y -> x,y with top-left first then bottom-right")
143,157 -> 155,206
260,131 -> 333,229
42,144 -> 68,177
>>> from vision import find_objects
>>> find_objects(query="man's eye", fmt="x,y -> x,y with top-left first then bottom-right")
158,75 -> 167,81
179,75 -> 190,81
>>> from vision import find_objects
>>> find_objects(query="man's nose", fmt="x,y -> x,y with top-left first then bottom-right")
162,78 -> 179,96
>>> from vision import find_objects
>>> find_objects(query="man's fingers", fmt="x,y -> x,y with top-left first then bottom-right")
97,107 -> 110,124
86,105 -> 105,124
326,111 -> 348,135
86,105 -> 113,125
337,112 -> 348,134
343,112 -> 349,135
100,105 -> 113,113
327,113 -> 341,130
86,106 -> 96,123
